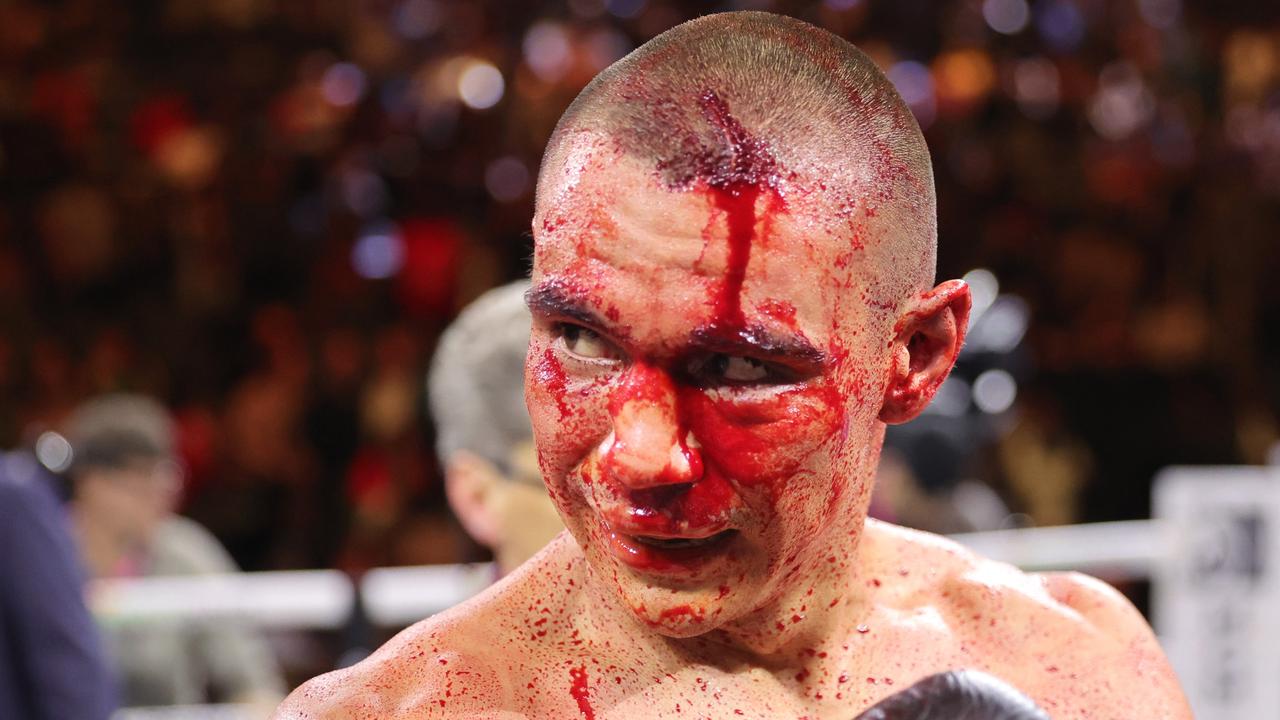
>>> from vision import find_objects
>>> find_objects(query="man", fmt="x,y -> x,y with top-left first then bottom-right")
277,13 -> 1191,718
0,452 -> 118,720
428,280 -> 565,575
62,393 -> 286,710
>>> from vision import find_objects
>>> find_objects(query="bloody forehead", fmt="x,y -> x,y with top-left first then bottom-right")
525,282 -> 827,371
654,89 -> 782,193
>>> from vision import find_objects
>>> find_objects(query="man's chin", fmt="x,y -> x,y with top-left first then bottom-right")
603,571 -> 751,638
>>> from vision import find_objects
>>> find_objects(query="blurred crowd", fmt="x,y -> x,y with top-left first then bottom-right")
1,0 -> 1279,584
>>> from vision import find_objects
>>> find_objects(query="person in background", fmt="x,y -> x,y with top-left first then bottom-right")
0,450 -> 118,720
428,280 -> 565,575
60,393 -> 286,711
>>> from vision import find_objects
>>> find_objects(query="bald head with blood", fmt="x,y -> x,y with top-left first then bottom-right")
537,12 -> 939,317
275,14 -> 1192,720
525,11 -> 969,643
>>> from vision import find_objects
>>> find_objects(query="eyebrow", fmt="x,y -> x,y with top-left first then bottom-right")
691,324 -> 827,370
525,282 -> 610,330
527,281 -> 827,370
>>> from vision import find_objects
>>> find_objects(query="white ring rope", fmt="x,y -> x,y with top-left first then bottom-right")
88,520 -> 1160,627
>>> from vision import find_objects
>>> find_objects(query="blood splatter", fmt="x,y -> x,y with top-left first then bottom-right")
569,665 -> 595,720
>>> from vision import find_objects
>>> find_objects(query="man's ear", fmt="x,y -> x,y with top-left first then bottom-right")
444,450 -> 503,548
879,279 -> 971,424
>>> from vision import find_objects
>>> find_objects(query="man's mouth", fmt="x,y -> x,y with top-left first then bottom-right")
603,521 -> 740,575
632,530 -> 738,550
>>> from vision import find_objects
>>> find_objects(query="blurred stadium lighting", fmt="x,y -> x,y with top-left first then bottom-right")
393,0 -> 442,39
320,62 -> 366,107
340,168 -> 389,217
584,28 -> 632,71
457,60 -> 504,110
1138,0 -> 1182,30
927,376 -> 972,417
983,0 -> 1030,35
973,369 -> 1018,414
605,0 -> 646,20
485,156 -> 531,202
35,431 -> 73,473
352,222 -> 406,280
962,267 -> 999,326
1088,62 -> 1156,141
1035,0 -> 1085,52
1012,56 -> 1061,119
523,22 -> 573,83
887,60 -> 936,128
569,0 -> 606,19
967,295 -> 1030,354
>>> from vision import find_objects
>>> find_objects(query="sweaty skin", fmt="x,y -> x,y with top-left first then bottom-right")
275,124 -> 1191,718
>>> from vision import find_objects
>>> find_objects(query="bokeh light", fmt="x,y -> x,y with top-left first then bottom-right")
321,63 -> 367,107
1012,56 -> 1061,119
393,0 -> 442,39
983,0 -> 1030,35
887,60 -> 937,127
457,60 -> 505,110
524,22 -> 573,83
352,223 -> 406,280
1088,62 -> 1156,140
485,156 -> 531,203
35,431 -> 73,473
1035,0 -> 1085,52
973,370 -> 1018,414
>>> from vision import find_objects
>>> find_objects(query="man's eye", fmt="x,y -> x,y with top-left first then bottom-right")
707,354 -> 771,383
559,324 -> 619,361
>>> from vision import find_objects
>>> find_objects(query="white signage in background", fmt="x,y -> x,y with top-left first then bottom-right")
1154,466 -> 1280,720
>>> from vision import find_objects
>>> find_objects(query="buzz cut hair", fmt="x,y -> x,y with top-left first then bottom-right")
535,11 -> 938,306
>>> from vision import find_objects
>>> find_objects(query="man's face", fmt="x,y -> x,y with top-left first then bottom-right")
525,138 -> 894,636
79,457 -> 180,548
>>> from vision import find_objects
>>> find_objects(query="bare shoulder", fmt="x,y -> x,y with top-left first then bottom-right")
863,520 -> 1192,718
274,535 -> 585,719
271,616 -> 514,719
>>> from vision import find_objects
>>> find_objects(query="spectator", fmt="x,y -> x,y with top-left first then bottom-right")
428,280 -> 564,575
0,449 -> 118,720
61,394 -> 286,710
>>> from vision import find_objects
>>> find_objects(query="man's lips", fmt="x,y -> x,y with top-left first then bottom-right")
601,514 -> 740,574
631,529 -> 738,550
601,507 -> 734,540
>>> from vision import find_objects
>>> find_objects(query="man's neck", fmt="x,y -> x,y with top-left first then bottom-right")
710,514 -> 873,661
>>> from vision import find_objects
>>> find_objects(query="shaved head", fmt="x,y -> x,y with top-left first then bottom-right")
536,11 -> 937,309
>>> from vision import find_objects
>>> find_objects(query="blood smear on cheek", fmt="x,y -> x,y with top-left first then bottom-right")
534,348 -> 574,421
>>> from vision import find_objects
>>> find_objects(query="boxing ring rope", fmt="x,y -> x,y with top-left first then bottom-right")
89,520 -> 1162,629
95,520 -> 1164,720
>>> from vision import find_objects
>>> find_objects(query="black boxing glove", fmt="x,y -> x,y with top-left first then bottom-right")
853,669 -> 1050,720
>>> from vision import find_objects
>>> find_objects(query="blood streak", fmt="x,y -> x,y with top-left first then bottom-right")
568,665 -> 595,720
692,89 -> 783,334
711,185 -> 760,328
535,348 -> 573,421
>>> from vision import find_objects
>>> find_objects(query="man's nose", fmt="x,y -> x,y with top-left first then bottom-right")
600,363 -> 703,490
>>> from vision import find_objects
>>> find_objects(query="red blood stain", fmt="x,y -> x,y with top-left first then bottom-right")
534,348 -> 573,421
757,298 -> 798,328
710,182 -> 760,329
657,604 -> 706,623
569,665 -> 595,720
